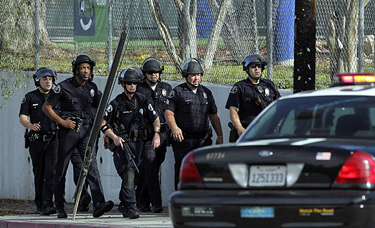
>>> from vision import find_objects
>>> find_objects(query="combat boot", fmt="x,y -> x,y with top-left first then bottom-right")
127,204 -> 139,219
78,194 -> 91,212
93,200 -> 114,218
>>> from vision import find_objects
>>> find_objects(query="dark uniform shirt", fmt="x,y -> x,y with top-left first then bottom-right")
19,89 -> 54,134
167,83 -> 218,135
47,76 -> 101,119
225,78 -> 281,128
137,81 -> 172,125
104,92 -> 158,136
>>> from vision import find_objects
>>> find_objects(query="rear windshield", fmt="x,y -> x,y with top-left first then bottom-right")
241,96 -> 375,141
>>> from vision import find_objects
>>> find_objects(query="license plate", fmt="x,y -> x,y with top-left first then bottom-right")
249,165 -> 286,186
241,207 -> 274,218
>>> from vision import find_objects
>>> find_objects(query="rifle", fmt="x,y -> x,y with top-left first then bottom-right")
71,29 -> 128,220
122,141 -> 139,174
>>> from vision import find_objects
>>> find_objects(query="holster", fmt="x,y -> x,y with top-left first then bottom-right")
228,122 -> 239,143
24,129 -> 30,149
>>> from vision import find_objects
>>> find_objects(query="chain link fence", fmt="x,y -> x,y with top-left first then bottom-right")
38,0 -> 375,89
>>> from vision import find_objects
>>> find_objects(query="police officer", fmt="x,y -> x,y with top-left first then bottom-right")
165,58 -> 223,190
101,67 -> 161,219
225,54 -> 281,142
19,67 -> 58,215
135,57 -> 172,213
42,54 -> 114,218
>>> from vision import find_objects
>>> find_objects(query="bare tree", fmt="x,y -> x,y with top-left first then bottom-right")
323,0 -> 370,80
147,0 -> 233,73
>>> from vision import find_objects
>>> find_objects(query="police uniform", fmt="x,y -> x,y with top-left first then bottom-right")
19,89 -> 56,213
167,83 -> 218,189
135,80 -> 172,211
46,76 -> 106,211
225,78 -> 281,128
104,92 -> 158,210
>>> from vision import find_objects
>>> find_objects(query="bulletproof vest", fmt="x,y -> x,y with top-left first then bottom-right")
112,93 -> 147,137
28,91 -> 56,133
137,81 -> 170,123
173,86 -> 210,134
59,78 -> 97,119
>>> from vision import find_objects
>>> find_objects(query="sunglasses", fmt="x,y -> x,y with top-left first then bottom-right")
249,63 -> 262,69
146,71 -> 159,74
125,82 -> 137,85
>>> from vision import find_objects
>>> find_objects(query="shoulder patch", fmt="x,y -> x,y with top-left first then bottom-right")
105,104 -> 113,116
230,86 -> 238,94
21,96 -> 26,104
54,84 -> 61,93
148,103 -> 154,112
169,90 -> 175,98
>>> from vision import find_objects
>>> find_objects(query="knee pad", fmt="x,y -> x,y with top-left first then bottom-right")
120,168 -> 136,189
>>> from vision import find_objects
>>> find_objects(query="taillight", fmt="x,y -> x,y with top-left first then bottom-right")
334,151 -> 375,184
179,152 -> 202,184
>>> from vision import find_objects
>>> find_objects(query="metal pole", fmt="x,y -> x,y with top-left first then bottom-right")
107,0 -> 113,75
266,0 -> 273,81
358,0 -> 364,72
34,0 -> 40,70
183,0 -> 191,59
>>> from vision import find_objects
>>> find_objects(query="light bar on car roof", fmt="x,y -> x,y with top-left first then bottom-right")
333,73 -> 375,85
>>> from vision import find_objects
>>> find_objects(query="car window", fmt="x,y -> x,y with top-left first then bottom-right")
241,96 -> 375,141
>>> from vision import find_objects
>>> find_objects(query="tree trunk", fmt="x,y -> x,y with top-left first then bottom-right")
324,0 -> 370,81
0,0 -> 57,53
147,0 -> 233,73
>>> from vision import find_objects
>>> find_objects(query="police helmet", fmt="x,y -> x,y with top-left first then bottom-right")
141,57 -> 164,74
118,67 -> 144,85
181,58 -> 204,77
242,54 -> 267,71
72,54 -> 96,76
33,67 -> 57,87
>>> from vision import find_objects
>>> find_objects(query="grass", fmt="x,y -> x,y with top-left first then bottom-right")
4,39 -> 375,91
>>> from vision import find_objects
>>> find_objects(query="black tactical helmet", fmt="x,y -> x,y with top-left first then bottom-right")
242,54 -> 267,71
72,54 -> 96,77
33,67 -> 57,87
181,58 -> 204,77
141,57 -> 164,74
118,67 -> 144,85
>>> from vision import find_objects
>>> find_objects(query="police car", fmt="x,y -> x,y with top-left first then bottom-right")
169,73 -> 375,228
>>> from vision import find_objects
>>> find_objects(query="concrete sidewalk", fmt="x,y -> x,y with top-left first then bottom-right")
0,207 -> 173,228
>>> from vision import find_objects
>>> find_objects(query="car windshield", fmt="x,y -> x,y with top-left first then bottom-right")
240,96 -> 375,141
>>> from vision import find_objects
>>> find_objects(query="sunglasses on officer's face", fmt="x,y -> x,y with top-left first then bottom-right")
249,63 -> 262,69
125,82 -> 137,85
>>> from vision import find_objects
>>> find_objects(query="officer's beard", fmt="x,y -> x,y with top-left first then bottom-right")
187,81 -> 199,88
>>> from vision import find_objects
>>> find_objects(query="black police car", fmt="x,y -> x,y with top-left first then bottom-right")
169,73 -> 375,228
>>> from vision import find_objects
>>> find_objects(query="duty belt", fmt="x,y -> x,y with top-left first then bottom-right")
29,132 -> 55,142
183,132 -> 207,139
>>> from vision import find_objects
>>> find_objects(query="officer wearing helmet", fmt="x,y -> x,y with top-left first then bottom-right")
43,54 -> 114,218
19,67 -> 58,215
165,58 -> 224,190
135,57 -> 172,213
225,54 -> 281,142
101,67 -> 161,219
